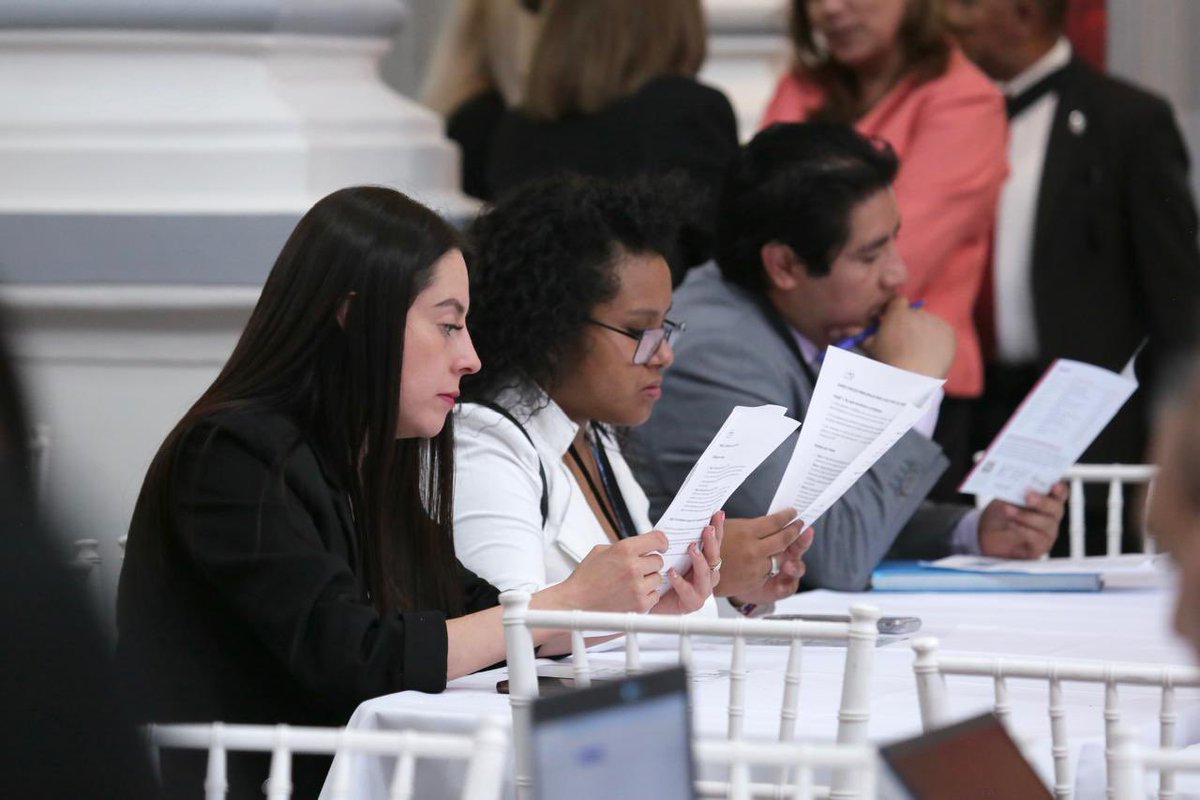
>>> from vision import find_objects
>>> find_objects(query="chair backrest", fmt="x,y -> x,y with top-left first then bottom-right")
1062,464 -> 1157,558
1109,726 -> 1200,800
693,738 -> 878,800
912,637 -> 1200,800
500,591 -> 880,800
145,720 -> 508,800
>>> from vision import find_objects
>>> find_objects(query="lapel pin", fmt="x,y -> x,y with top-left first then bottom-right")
1069,109 -> 1087,135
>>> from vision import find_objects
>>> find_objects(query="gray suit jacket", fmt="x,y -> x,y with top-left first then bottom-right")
628,264 -> 971,591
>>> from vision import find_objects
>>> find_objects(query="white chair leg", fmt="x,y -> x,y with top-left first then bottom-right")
500,591 -> 537,800
831,604 -> 879,800
912,638 -> 948,731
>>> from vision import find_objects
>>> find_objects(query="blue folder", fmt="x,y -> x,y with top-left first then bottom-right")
870,560 -> 1103,592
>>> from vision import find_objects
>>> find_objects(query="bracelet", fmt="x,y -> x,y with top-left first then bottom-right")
727,596 -> 758,617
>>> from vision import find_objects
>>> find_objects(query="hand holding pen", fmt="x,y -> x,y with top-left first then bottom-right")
833,296 -> 956,379
829,299 -> 926,351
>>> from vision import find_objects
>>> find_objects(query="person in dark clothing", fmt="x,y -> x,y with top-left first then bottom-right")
949,0 -> 1200,551
116,186 -> 719,798
0,306 -> 156,800
485,0 -> 739,277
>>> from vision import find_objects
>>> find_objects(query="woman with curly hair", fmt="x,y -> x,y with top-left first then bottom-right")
456,174 -> 812,616
761,0 -> 1008,498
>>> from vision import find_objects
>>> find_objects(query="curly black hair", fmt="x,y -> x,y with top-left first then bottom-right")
462,172 -> 693,406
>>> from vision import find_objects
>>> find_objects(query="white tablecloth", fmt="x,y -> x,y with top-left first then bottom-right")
322,587 -> 1200,800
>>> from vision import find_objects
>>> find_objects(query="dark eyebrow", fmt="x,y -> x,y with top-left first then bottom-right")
855,220 -> 900,256
434,299 -> 466,314
624,303 -> 673,319
855,234 -> 891,255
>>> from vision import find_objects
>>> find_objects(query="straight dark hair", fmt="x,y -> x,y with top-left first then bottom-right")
122,186 -> 464,616
716,122 -> 899,294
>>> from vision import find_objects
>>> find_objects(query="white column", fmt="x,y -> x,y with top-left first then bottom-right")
701,0 -> 789,142
0,0 -> 470,226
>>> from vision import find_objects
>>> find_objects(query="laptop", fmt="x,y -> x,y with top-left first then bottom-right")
530,666 -> 696,800
880,712 -> 1054,799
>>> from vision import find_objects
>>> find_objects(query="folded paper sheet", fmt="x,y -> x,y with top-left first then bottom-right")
959,358 -> 1138,505
654,405 -> 799,588
769,347 -> 944,526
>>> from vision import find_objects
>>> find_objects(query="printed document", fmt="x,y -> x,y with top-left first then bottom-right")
768,347 -> 944,525
959,359 -> 1138,505
655,405 -> 799,587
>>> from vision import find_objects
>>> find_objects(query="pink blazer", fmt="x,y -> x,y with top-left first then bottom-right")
761,47 -> 1007,398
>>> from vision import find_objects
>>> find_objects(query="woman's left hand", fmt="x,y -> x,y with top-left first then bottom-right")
652,511 -> 725,615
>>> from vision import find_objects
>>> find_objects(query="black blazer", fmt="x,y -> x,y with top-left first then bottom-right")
117,410 -> 499,798
486,75 -> 740,271
996,59 -> 1200,464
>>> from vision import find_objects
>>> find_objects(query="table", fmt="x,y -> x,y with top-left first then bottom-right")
322,586 -> 1200,800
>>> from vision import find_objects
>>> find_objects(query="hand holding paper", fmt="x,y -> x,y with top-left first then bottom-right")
769,347 -> 945,526
653,405 -> 799,589
960,358 -> 1138,505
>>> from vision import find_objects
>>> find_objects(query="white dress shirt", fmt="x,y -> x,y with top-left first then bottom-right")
453,388 -> 719,615
994,38 -> 1073,365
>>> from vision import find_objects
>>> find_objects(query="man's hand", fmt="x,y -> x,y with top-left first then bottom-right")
978,483 -> 1068,559
718,508 -> 812,603
861,295 -> 956,378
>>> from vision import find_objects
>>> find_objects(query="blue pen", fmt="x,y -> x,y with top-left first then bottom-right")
829,299 -> 926,352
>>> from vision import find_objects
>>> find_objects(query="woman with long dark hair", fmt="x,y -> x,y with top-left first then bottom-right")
116,186 -> 720,798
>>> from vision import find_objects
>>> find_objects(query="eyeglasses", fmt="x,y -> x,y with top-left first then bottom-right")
587,318 -> 685,365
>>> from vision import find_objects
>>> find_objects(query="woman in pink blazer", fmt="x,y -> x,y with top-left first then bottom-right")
762,0 -> 1007,494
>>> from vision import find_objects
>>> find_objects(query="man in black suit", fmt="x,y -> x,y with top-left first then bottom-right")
947,0 -> 1200,553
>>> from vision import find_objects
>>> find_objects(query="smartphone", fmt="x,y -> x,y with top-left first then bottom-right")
765,613 -> 922,636
495,676 -> 578,696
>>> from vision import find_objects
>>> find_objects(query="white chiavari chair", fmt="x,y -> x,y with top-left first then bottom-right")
912,638 -> 1200,800
500,591 -> 881,800
1062,464 -> 1158,558
145,719 -> 508,800
971,459 -> 1157,559
1109,726 -> 1200,800
694,738 -> 878,800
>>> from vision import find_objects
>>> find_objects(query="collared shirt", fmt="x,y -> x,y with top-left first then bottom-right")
453,388 -> 721,615
788,327 -> 982,554
994,37 -> 1073,365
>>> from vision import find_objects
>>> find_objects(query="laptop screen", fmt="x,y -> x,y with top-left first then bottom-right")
881,712 -> 1053,799
530,666 -> 695,800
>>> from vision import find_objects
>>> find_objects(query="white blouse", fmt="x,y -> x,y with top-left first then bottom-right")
452,391 -> 654,593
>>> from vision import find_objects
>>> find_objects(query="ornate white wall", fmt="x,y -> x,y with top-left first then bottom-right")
0,0 -> 472,625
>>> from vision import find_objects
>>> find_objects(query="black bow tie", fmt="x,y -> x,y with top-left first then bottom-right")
1005,67 -> 1066,119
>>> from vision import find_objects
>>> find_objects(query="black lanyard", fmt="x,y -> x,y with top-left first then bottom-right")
567,424 -> 638,540
756,294 -> 820,385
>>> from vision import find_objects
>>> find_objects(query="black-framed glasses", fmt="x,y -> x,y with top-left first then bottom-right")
587,318 -> 685,365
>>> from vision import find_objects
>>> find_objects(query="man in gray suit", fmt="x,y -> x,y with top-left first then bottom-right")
629,123 -> 1067,592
